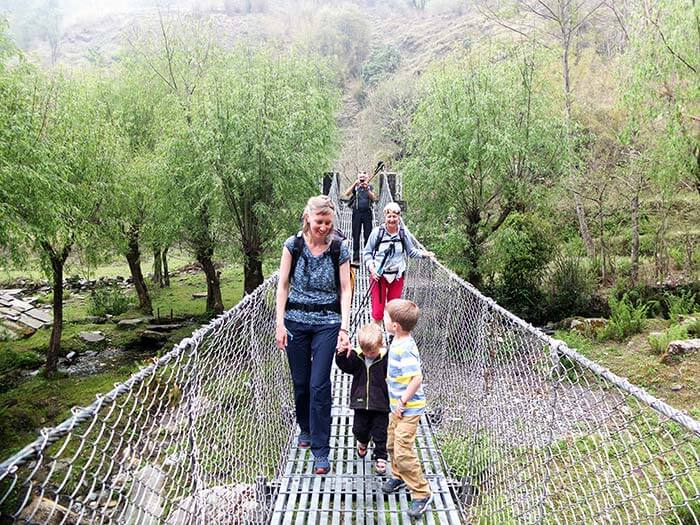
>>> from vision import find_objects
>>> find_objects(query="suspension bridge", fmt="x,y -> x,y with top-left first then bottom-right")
0,173 -> 698,524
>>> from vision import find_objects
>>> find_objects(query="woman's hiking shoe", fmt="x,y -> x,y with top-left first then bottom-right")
375,458 -> 387,475
297,431 -> 311,449
356,441 -> 368,458
382,478 -> 406,493
407,494 -> 433,519
314,456 -> 330,475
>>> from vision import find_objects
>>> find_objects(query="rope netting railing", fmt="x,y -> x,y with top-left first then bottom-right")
0,172 -> 698,524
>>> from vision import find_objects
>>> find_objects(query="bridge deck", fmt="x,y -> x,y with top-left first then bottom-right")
269,220 -> 463,524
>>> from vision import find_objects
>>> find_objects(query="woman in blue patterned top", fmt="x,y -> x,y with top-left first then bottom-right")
275,195 -> 352,475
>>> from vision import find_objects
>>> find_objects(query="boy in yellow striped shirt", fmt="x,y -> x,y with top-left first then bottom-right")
381,299 -> 432,520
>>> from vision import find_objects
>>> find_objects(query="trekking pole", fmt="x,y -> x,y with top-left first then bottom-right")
348,244 -> 393,338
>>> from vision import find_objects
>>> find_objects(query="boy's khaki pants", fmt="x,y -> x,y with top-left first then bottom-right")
387,413 -> 431,499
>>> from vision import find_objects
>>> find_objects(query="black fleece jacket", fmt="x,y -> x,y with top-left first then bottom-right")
335,347 -> 390,413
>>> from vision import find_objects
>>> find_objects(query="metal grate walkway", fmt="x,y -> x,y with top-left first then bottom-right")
269,226 -> 464,524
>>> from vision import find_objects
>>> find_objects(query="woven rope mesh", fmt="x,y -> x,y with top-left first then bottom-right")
0,173 -> 698,524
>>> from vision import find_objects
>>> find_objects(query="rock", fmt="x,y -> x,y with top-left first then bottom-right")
118,318 -> 146,328
24,308 -> 53,324
570,317 -> 607,334
165,484 -> 262,525
124,465 -> 166,524
0,288 -> 23,296
85,315 -> 108,324
662,339 -> 700,364
10,298 -> 34,312
66,351 -> 77,363
140,330 -> 168,343
19,497 -> 78,524
192,292 -> 208,298
18,313 -> 45,330
145,324 -> 184,333
79,331 -> 106,343
670,384 -> 683,391
677,314 -> 698,324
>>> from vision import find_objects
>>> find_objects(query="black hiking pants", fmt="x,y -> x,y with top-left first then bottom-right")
353,409 -> 388,460
352,208 -> 373,261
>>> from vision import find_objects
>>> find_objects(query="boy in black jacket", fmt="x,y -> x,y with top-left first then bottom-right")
335,323 -> 390,474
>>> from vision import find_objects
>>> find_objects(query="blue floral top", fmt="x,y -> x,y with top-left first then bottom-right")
283,235 -> 350,325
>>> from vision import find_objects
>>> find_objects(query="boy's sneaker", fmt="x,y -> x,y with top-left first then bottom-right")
382,477 -> 406,494
374,458 -> 387,475
297,431 -> 311,449
407,493 -> 433,520
314,456 -> 330,475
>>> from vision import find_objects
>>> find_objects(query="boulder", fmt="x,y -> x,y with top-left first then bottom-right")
140,330 -> 168,344
118,318 -> 146,328
146,324 -> 184,333
79,331 -> 106,343
24,308 -> 53,324
191,292 -> 207,299
570,317 -> 607,334
662,339 -> 700,364
165,484 -> 264,525
19,497 -> 78,524
124,465 -> 166,525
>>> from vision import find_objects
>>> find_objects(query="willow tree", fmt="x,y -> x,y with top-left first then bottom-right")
184,47 -> 338,293
402,50 -> 564,286
0,66 -> 121,375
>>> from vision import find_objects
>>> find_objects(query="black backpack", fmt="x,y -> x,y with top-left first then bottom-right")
288,230 -> 345,291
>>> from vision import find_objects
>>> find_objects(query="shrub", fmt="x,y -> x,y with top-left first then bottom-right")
685,318 -> 700,336
545,254 -> 596,321
489,213 -> 554,323
0,349 -> 43,374
88,287 -> 131,317
598,293 -> 649,341
664,290 -> 697,323
648,324 -> 689,355
362,45 -> 401,86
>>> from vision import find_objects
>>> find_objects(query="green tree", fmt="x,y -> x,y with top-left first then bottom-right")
402,50 -> 564,286
183,47 -> 339,293
0,67 -> 121,375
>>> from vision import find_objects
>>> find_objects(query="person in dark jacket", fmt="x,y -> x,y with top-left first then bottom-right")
335,323 -> 390,474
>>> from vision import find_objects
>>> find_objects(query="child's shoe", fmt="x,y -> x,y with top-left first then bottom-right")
374,458 -> 387,475
314,456 -> 330,475
356,441 -> 368,458
407,493 -> 433,519
382,477 -> 406,493
298,431 -> 311,449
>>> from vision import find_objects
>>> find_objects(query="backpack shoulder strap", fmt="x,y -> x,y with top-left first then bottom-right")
288,232 -> 305,283
372,226 -> 386,258
330,238 -> 342,291
398,225 -> 407,252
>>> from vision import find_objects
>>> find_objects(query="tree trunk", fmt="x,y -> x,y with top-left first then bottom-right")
152,246 -> 163,287
44,244 -> 70,377
244,252 -> 264,294
162,246 -> 170,287
464,216 -> 482,288
562,36 -> 596,258
126,228 -> 153,315
630,193 -> 640,285
198,254 -> 224,314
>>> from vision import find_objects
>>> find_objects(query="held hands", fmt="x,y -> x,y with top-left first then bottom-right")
336,329 -> 351,355
275,323 -> 287,351
422,250 -> 436,260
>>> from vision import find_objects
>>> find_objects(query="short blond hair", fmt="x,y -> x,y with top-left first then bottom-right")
386,299 -> 420,332
357,323 -> 383,352
383,202 -> 401,215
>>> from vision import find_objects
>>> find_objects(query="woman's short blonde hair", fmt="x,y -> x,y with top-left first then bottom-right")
302,195 -> 336,239
383,202 -> 401,215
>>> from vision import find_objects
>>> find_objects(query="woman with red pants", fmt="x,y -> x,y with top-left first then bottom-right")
362,202 -> 434,326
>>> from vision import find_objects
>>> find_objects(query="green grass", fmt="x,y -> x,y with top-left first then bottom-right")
0,256 -> 265,461
555,320 -> 700,416
0,366 -> 142,459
